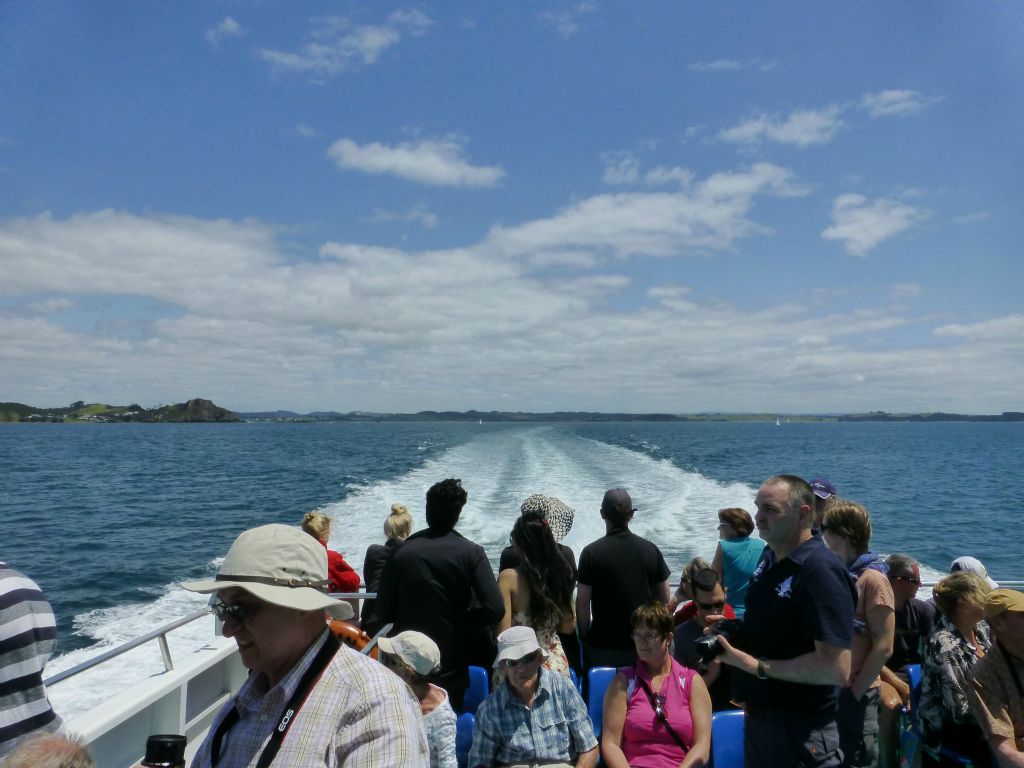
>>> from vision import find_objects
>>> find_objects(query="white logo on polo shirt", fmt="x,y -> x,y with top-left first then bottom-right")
775,576 -> 794,598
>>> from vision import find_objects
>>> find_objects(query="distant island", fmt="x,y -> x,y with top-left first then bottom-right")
2,401 -> 1021,424
0,398 -> 239,423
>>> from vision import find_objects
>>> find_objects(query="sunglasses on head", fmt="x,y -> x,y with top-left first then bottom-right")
210,599 -> 262,623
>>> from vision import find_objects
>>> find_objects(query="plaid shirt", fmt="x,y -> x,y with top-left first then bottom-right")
469,667 -> 596,767
192,630 -> 428,768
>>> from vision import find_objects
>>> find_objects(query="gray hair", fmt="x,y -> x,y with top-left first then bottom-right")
885,553 -> 919,579
4,734 -> 95,768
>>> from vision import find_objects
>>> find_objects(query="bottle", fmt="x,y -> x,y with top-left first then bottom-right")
141,734 -> 187,768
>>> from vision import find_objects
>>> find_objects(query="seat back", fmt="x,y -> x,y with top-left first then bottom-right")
570,667 -> 581,694
455,712 -> 475,768
462,665 -> 489,715
906,663 -> 922,731
711,709 -> 745,768
587,667 -> 617,739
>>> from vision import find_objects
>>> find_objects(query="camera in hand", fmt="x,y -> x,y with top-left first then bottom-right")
693,618 -> 745,664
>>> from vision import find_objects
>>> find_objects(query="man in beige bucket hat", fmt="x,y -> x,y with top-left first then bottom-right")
183,524 -> 428,768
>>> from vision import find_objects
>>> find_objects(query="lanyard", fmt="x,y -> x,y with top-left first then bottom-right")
211,634 -> 341,768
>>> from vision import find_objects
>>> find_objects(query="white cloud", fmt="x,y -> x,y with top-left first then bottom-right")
601,153 -> 693,188
538,1 -> 597,38
259,10 -> 432,76
295,123 -> 317,139
489,163 -> 807,259
953,211 -> 990,225
933,315 -> 1024,341
821,193 -> 930,256
364,204 -> 439,229
860,90 -> 943,118
689,58 -> 777,73
206,17 -> 244,47
327,137 -> 505,187
718,106 -> 844,147
1,199 -> 1018,414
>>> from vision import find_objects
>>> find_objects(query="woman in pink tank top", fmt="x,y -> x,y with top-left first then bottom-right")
602,601 -> 712,768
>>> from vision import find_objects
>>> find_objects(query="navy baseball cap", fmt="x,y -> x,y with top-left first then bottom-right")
809,478 -> 836,499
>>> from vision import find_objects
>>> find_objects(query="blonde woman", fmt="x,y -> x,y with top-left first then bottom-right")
361,503 -> 413,634
302,510 -> 361,616
918,571 -> 993,767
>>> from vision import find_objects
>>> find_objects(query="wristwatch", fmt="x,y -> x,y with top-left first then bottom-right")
756,659 -> 769,680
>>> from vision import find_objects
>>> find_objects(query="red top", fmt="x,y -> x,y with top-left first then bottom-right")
326,547 -> 361,593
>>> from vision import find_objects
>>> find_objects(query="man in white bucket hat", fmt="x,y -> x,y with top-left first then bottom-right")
183,524 -> 428,768
469,626 -> 597,768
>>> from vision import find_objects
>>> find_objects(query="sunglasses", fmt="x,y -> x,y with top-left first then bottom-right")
896,575 -> 922,585
696,600 -> 726,611
503,651 -> 542,669
211,599 -> 262,623
653,692 -> 667,718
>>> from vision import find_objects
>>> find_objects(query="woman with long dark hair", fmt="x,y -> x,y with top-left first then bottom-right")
495,509 -> 576,682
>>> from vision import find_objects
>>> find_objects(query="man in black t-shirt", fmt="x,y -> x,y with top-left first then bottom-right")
576,488 -> 671,669
716,474 -> 856,768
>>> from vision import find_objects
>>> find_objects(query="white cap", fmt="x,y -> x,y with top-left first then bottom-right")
493,626 -> 548,668
950,556 -> 999,589
377,631 -> 441,675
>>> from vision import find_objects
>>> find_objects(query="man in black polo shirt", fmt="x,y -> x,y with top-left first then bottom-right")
715,474 -> 856,768
576,488 -> 671,669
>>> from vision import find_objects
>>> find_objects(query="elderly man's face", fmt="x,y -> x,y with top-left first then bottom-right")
216,587 -> 320,686
992,611 -> 1024,659
504,650 -> 544,701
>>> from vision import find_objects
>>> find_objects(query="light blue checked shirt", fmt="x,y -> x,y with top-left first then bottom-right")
469,667 -> 596,768
192,630 -> 428,768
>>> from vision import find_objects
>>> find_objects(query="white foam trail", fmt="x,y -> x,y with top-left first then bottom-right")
323,425 -> 757,578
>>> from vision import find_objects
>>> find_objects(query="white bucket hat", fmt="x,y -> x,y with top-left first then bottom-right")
182,523 -> 353,620
493,626 -> 548,668
378,631 -> 441,676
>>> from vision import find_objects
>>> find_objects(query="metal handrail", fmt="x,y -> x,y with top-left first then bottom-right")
44,608 -> 213,687
44,591 -> 380,687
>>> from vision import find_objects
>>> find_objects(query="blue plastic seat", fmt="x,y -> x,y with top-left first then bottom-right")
587,667 -> 616,739
711,709 -> 745,768
570,667 -> 581,693
455,711 -> 475,768
462,665 -> 489,715
901,663 -> 975,767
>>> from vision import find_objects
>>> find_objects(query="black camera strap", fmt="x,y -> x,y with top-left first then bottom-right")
210,633 -> 341,768
636,673 -> 689,753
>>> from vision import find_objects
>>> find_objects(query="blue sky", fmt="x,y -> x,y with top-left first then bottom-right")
1,2 -> 1021,413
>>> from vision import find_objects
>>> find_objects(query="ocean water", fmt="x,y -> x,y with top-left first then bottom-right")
2,420 -> 1021,718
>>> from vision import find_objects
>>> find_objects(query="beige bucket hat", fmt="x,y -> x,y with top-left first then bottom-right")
182,523 -> 353,620
378,631 -> 442,676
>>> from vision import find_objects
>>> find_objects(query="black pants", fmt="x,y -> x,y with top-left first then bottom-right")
745,711 -> 843,768
836,686 -> 880,768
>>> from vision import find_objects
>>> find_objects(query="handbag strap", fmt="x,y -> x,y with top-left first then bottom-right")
636,673 -> 689,753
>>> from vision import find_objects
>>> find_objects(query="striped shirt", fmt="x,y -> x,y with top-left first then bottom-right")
191,630 -> 429,768
0,563 -> 64,758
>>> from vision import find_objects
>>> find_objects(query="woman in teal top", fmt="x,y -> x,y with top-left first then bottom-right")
711,507 -> 765,619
